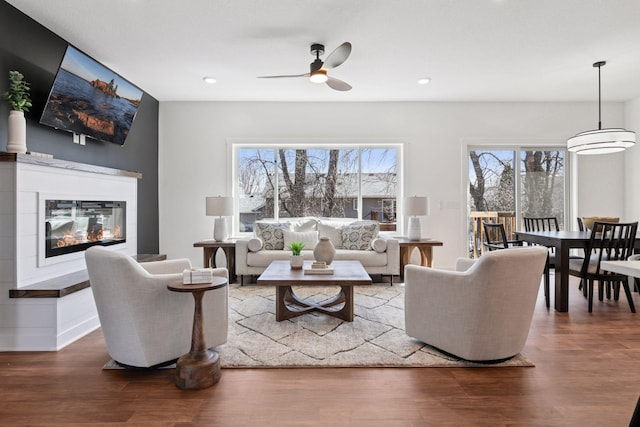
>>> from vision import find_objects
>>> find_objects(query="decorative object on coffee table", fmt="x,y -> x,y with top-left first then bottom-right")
404,195 -> 429,241
313,236 -> 336,265
287,241 -> 305,269
3,70 -> 32,154
205,196 -> 233,242
167,276 -> 228,390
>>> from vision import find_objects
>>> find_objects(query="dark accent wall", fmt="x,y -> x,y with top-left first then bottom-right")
0,1 -> 159,253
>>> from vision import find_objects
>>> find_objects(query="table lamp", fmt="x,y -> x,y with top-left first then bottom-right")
404,196 -> 429,241
206,196 -> 233,242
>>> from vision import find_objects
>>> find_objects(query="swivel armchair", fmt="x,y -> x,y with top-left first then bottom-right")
85,247 -> 228,368
404,247 -> 547,362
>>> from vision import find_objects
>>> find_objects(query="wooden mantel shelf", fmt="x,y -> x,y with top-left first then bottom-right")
9,254 -> 166,298
0,152 -> 142,179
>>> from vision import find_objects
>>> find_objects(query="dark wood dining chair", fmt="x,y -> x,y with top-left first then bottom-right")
568,221 -> 638,313
523,217 -> 560,308
523,217 -> 559,233
482,222 -> 523,251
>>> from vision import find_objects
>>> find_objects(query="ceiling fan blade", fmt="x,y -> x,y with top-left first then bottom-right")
326,76 -> 352,91
323,42 -> 352,69
257,73 -> 309,79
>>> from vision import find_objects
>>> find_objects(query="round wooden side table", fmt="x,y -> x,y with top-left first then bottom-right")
167,276 -> 228,390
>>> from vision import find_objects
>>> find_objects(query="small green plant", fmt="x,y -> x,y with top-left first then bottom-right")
287,241 -> 305,256
3,70 -> 32,112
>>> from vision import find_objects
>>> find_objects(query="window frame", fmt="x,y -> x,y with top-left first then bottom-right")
464,143 -> 571,256
231,139 -> 404,236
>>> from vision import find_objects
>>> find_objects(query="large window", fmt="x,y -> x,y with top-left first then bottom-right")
467,147 -> 567,257
235,144 -> 400,233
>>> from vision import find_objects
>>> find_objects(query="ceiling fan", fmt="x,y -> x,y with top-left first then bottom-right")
258,42 -> 352,91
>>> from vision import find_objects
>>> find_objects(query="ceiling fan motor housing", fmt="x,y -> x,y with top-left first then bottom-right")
310,43 -> 325,57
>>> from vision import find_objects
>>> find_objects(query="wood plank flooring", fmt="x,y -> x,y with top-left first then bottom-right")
2,277 -> 640,426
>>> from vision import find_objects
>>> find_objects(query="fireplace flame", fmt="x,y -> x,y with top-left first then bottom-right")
54,226 -> 121,248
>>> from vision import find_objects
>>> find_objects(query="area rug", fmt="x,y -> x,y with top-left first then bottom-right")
104,283 -> 533,369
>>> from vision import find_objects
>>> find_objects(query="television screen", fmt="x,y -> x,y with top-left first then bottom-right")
40,45 -> 143,145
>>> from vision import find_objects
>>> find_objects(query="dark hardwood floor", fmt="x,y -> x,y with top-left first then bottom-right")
2,276 -> 640,426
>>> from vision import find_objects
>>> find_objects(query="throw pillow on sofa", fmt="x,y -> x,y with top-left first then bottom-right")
317,220 -> 346,249
287,217 -> 318,232
283,229 -> 318,251
370,237 -> 387,253
342,222 -> 379,250
254,222 -> 292,250
247,237 -> 263,252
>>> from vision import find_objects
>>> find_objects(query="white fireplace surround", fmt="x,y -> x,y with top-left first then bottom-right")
0,155 -> 139,351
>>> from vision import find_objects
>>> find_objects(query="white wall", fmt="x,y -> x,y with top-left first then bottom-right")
625,97 -> 640,221
159,101 -> 627,268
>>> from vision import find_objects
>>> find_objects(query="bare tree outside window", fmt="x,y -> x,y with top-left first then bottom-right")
468,150 -> 515,212
236,146 -> 398,232
521,150 -> 565,227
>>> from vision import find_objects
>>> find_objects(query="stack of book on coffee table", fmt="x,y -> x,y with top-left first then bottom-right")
303,261 -> 334,275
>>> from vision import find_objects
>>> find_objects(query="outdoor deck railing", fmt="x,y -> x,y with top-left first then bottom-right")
469,211 -> 517,258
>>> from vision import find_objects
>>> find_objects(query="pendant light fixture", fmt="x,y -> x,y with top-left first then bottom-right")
567,61 -> 636,155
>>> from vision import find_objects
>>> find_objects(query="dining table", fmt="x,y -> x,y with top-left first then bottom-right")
515,230 -> 640,312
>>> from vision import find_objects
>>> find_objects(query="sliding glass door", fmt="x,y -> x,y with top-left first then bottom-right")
467,147 -> 566,257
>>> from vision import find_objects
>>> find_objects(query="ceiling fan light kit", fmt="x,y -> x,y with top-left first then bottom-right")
568,61 -> 636,155
258,42 -> 352,91
310,69 -> 328,83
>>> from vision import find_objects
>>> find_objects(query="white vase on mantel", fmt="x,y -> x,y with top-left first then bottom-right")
6,110 -> 27,154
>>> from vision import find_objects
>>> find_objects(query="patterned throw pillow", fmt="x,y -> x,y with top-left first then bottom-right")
341,222 -> 379,250
254,222 -> 292,250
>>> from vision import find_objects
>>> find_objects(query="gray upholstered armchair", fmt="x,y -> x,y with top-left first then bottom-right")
85,247 -> 228,368
404,247 -> 547,362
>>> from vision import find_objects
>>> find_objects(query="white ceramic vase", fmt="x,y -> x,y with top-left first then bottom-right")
7,110 -> 27,154
290,255 -> 304,270
314,237 -> 336,265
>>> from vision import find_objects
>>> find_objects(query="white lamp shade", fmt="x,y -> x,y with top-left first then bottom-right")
568,128 -> 635,155
206,196 -> 233,216
404,196 -> 429,217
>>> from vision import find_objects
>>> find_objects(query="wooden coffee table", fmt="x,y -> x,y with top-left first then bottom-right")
257,260 -> 372,322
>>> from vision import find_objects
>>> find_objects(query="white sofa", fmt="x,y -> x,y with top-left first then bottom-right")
235,217 -> 399,284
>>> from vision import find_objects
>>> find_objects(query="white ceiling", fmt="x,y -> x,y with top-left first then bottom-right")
7,0 -> 640,103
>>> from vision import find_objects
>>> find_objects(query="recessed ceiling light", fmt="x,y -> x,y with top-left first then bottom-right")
417,77 -> 431,85
203,77 -> 217,84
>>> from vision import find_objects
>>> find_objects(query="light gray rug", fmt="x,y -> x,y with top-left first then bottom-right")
215,283 -> 533,368
104,283 -> 533,369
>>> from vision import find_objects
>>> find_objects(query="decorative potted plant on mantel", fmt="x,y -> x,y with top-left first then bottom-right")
288,241 -> 305,270
3,70 -> 32,154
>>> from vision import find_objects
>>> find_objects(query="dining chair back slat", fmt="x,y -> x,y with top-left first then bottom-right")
523,217 -> 559,233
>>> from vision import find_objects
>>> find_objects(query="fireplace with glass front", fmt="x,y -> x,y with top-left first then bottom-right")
45,199 -> 126,258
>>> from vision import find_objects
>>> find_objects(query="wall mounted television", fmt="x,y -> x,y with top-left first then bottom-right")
40,45 -> 143,146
